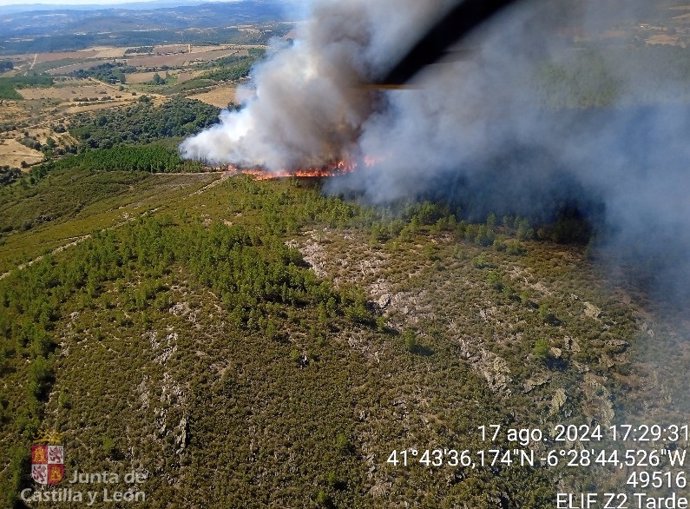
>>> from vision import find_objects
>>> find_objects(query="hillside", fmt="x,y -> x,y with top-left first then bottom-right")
1,164 -> 684,507
2,1 -> 690,507
0,1 -> 291,54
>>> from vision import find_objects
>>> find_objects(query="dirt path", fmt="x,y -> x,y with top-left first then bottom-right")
189,171 -> 233,195
0,208 -> 160,281
0,172 -> 228,280
0,235 -> 91,281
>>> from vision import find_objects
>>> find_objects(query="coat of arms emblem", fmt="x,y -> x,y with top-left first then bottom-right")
31,431 -> 64,486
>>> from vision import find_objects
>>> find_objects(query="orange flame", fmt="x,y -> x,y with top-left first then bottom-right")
227,159 -> 367,180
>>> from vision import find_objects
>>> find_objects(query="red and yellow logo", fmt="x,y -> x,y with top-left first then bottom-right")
31,431 -> 64,486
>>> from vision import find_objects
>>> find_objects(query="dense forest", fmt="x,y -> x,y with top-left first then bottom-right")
201,52 -> 263,82
537,45 -> 690,108
69,96 -> 220,149
46,144 -> 205,174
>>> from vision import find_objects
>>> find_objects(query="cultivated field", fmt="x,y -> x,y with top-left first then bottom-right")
14,44 -> 259,75
0,139 -> 43,167
126,46 -> 248,68
17,79 -> 137,102
9,48 -> 126,74
126,69 -> 205,84
14,47 -> 127,64
189,85 -> 236,108
646,33 -> 683,46
12,79 -> 140,125
0,36 -> 262,170
0,78 -> 150,167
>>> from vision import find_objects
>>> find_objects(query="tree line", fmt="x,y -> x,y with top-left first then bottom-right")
70,96 -> 220,149
70,62 -> 137,84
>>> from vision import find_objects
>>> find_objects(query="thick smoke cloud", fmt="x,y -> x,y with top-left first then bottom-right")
181,0 -> 690,296
180,0 -> 453,169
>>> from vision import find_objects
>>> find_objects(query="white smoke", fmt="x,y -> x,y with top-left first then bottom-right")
179,0 -> 455,169
179,0 -> 690,439
181,0 -> 690,294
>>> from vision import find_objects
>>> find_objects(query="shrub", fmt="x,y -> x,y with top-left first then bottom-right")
506,241 -> 527,256
315,490 -> 332,507
486,271 -> 504,291
403,329 -> 418,353
57,391 -> 72,409
335,433 -> 353,454
539,305 -> 561,326
517,219 -> 535,241
326,471 -> 341,489
102,436 -> 116,458
493,239 -> 507,252
472,255 -> 495,270
27,358 -> 53,401
532,338 -> 550,362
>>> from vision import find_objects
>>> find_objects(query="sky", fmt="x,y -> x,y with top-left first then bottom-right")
0,0 -> 145,4
0,0 -> 249,7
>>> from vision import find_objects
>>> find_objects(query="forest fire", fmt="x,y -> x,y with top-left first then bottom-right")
228,159 -> 366,180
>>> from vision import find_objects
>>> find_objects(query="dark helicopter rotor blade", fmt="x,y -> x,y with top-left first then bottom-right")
378,0 -> 521,86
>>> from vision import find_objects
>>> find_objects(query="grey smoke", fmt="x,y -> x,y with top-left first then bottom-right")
179,0 -> 454,169
181,0 -> 690,294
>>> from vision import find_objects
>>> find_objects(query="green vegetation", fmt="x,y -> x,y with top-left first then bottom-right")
124,46 -> 154,55
0,168 -> 646,506
201,55 -> 255,82
70,96 -> 220,148
0,167 -> 151,234
0,81 -> 21,100
1,141 -> 202,193
151,72 -> 166,85
70,63 -> 136,84
161,77 -> 217,95
143,50 -> 265,96
538,49 -> 622,109
0,178 -> 381,506
0,168 -> 217,274
1,23 -> 681,506
0,168 -> 20,186
56,143 -> 205,173
532,338 -> 551,362
0,74 -> 53,100
537,45 -> 690,108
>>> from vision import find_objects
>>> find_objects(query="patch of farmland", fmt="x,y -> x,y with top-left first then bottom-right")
189,85 -> 236,108
126,47 -> 242,68
0,139 -> 43,168
126,69 -> 204,84
17,82 -> 136,102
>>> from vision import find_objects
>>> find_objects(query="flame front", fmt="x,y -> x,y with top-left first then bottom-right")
227,158 -> 368,181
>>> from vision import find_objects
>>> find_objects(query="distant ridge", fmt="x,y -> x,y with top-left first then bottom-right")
0,0 -> 277,16
0,0 -> 293,55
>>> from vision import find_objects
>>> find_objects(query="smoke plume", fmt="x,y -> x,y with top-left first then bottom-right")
179,0 -> 457,169
181,0 -> 690,296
